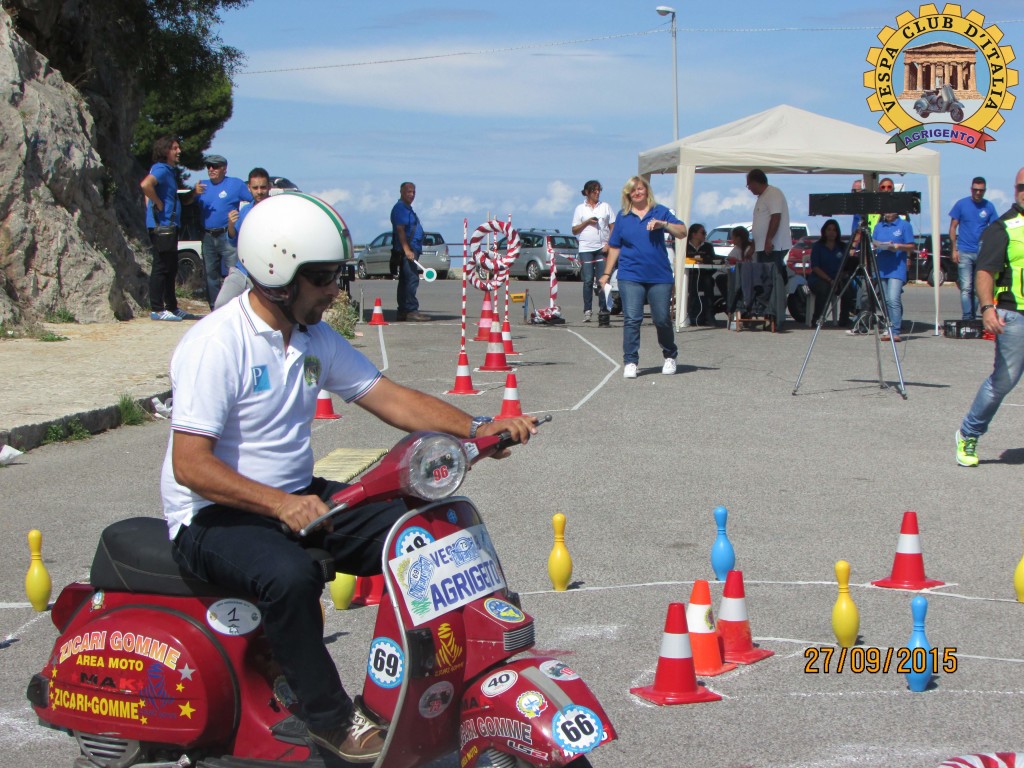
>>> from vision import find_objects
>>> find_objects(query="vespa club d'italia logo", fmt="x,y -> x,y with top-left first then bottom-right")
864,4 -> 1017,151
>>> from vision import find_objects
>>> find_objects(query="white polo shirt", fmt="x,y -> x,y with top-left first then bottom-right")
752,185 -> 791,252
161,292 -> 382,538
572,201 -> 617,253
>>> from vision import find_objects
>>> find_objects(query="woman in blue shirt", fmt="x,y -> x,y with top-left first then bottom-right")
599,176 -> 687,378
871,213 -> 916,342
808,219 -> 854,327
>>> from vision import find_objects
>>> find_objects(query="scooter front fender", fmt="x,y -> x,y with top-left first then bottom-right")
459,657 -> 616,768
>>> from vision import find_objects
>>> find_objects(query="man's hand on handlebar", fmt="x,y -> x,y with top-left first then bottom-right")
476,415 -> 539,458
273,493 -> 330,534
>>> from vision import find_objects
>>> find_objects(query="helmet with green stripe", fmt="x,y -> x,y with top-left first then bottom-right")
237,191 -> 353,289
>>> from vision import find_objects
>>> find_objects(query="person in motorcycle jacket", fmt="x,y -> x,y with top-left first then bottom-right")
160,192 -> 538,763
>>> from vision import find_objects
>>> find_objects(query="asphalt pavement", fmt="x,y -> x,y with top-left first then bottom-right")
2,277 -> 1023,768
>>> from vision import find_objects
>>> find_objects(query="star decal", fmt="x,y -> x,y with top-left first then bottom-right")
176,683 -> 184,692
179,664 -> 195,681
140,716 -> 148,725
179,701 -> 195,719
51,666 -> 58,678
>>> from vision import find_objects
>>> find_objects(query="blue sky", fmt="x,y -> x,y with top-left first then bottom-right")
207,1 -> 1023,246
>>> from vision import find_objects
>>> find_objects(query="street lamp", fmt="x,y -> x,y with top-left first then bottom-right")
656,5 -> 678,141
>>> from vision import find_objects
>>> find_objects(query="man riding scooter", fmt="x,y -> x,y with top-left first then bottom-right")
162,192 -> 538,763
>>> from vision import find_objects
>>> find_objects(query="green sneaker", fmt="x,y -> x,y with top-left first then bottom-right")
955,430 -> 979,467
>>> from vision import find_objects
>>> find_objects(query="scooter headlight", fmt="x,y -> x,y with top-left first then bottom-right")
401,433 -> 467,500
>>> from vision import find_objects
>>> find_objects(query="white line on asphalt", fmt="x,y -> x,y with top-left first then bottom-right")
0,602 -> 33,609
565,330 -> 619,410
377,325 -> 388,372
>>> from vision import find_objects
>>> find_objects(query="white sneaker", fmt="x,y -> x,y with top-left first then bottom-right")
662,358 -> 677,375
623,363 -> 638,379
583,310 -> 592,323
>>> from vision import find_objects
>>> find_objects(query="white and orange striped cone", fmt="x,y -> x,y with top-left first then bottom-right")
368,297 -> 388,326
687,580 -> 737,677
476,317 -> 513,372
871,511 -> 945,590
314,390 -> 341,420
500,316 -> 520,356
473,293 -> 493,341
717,570 -> 775,665
496,373 -> 523,418
630,602 -> 721,705
350,574 -> 385,607
445,350 -> 482,395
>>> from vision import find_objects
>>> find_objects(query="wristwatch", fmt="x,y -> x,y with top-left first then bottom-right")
980,304 -> 996,314
469,416 -> 494,439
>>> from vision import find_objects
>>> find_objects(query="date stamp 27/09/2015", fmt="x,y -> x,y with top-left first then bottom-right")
803,646 -> 957,674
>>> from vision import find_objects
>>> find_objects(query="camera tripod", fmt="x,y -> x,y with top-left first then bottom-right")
792,221 -> 908,399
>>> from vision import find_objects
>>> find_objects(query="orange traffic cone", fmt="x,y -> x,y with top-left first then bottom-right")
314,390 -> 341,420
717,570 -> 774,665
871,511 -> 945,590
473,293 -> 494,341
350,574 -> 385,607
445,350 -> 482,395
496,373 -> 523,418
687,580 -> 737,677
476,317 -> 513,372
368,297 -> 388,326
630,602 -> 721,705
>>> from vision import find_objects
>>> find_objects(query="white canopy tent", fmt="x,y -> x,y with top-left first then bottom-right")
637,105 -> 943,332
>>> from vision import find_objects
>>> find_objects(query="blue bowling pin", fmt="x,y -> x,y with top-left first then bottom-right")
710,505 -> 736,581
905,595 -> 934,692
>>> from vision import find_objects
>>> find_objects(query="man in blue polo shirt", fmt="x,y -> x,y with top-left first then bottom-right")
949,176 -> 998,320
197,154 -> 253,308
389,181 -> 429,321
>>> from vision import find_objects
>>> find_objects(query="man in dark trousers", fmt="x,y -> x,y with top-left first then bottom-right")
390,181 -> 429,321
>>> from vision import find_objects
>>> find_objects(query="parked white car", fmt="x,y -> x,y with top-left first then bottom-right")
706,221 -> 809,262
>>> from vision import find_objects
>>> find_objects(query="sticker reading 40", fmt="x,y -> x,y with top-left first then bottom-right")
804,646 -> 957,674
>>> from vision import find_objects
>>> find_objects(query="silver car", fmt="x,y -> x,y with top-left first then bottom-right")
351,232 -> 450,279
495,230 -> 580,281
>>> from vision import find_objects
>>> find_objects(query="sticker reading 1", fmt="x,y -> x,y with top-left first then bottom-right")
367,637 -> 404,688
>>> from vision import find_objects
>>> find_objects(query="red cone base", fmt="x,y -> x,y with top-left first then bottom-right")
473,295 -> 493,341
501,319 -> 520,356
350,574 -> 385,607
368,297 -> 388,326
872,511 -> 945,590
497,373 -> 523,418
717,570 -> 775,665
630,603 -> 721,706
314,390 -> 341,420
477,321 -> 513,372
445,351 -> 482,395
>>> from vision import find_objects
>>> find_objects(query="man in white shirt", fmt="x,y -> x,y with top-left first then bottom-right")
747,168 -> 791,279
571,180 -> 616,325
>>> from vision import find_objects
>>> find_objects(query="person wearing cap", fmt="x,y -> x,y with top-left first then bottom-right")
197,154 -> 253,308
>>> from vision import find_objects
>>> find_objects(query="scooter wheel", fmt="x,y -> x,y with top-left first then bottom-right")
951,106 -> 964,122
918,110 -> 930,118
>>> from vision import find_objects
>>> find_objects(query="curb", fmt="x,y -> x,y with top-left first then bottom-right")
0,388 -> 173,453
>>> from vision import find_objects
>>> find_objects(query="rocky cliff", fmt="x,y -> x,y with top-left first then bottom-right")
0,6 -> 148,324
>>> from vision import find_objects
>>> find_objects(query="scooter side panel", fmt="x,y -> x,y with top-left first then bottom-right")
459,657 -> 617,768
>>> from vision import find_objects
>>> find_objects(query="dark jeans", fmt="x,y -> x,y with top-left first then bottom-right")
809,277 -> 854,324
393,252 -> 420,314
579,251 -> 608,313
148,233 -> 179,313
202,231 -> 237,308
756,249 -> 789,286
171,478 -> 406,731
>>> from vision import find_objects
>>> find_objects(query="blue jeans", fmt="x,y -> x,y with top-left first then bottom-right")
171,478 -> 406,731
202,231 -> 238,308
960,309 -> 1024,439
957,250 -> 979,319
579,250 -> 608,313
881,277 -> 904,336
395,253 -> 420,314
618,280 -> 676,365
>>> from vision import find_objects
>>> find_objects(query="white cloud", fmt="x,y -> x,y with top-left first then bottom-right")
987,189 -> 1011,209
530,180 -> 574,218
694,188 -> 754,222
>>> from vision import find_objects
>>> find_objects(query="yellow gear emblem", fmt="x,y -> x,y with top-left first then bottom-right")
864,3 -> 1017,150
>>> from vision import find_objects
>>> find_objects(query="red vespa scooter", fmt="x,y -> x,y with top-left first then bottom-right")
28,423 -> 615,768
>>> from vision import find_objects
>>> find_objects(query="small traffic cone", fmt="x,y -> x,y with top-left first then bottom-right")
350,574 -> 385,607
687,580 -> 737,677
630,602 -> 721,705
476,319 -> 513,372
496,373 -> 523,418
717,570 -> 774,664
501,316 -> 520,356
445,350 -> 481,395
368,297 -> 388,326
871,511 -> 945,590
314,390 -> 341,420
473,294 -> 494,341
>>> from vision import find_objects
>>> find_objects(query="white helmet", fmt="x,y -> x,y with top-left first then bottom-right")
238,192 -> 353,288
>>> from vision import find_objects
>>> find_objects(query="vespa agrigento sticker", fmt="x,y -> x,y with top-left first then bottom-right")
367,637 -> 404,688
206,599 -> 261,636
552,704 -> 604,755
864,5 -> 1017,151
389,525 -> 505,626
483,598 -> 524,623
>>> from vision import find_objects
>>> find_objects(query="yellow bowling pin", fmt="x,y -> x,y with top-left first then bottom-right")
25,529 -> 52,612
1014,529 -> 1024,602
831,560 -> 859,648
329,573 -> 357,610
548,513 -> 573,592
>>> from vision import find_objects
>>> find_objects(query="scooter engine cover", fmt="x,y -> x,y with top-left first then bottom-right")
34,605 -> 236,747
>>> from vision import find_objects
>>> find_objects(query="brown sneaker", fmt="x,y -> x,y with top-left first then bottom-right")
308,703 -> 387,763
401,311 -> 430,322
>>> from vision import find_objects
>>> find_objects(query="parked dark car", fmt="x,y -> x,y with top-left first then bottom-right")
908,234 -> 955,285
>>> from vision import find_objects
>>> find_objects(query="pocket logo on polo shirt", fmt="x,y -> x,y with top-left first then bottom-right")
252,365 -> 270,392
303,355 -> 322,387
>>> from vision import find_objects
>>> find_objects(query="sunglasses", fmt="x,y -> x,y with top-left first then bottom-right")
972,187 -> 986,193
298,266 -> 342,287
206,164 -> 225,169
1016,183 -> 1024,193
